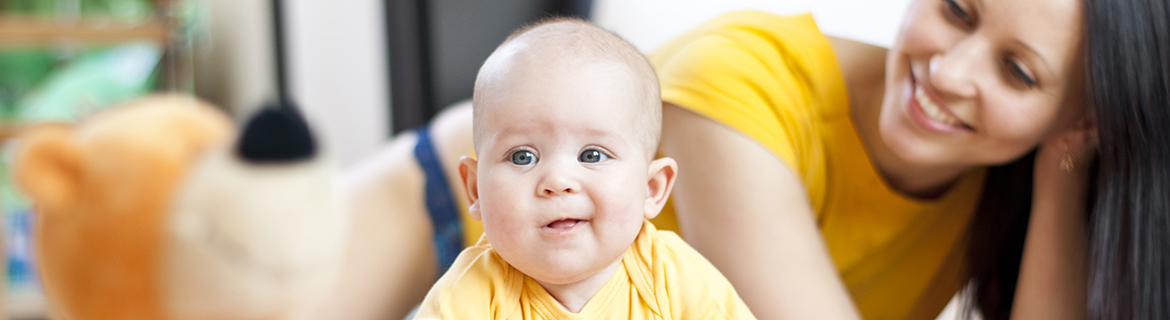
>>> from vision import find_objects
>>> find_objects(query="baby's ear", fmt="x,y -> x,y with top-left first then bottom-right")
644,157 -> 678,220
14,126 -> 83,211
458,156 -> 482,221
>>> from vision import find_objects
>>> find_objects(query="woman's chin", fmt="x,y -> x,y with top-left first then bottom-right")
879,126 -> 957,168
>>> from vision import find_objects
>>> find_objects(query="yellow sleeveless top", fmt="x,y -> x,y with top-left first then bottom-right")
647,11 -> 987,320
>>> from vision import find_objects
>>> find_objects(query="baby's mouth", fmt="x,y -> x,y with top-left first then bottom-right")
546,219 -> 584,230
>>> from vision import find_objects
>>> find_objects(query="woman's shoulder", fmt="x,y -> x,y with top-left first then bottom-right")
648,10 -> 851,120
648,11 -> 851,178
649,11 -> 833,73
826,36 -> 887,113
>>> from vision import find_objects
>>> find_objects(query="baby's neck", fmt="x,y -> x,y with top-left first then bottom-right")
533,258 -> 623,313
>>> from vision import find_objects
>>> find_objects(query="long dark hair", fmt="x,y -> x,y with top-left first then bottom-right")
965,0 -> 1170,319
1085,0 -> 1170,318
964,151 -> 1042,320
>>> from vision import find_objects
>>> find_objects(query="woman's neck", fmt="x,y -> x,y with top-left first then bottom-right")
534,258 -> 622,313
829,37 -> 970,199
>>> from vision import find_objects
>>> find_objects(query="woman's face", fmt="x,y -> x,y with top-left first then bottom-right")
880,0 -> 1085,168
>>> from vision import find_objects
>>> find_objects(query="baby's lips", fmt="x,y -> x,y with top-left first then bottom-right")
546,218 -> 583,230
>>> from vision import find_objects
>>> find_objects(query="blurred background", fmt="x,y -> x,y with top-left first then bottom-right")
0,0 -> 909,318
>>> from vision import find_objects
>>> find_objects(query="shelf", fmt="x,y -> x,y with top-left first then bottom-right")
0,16 -> 169,47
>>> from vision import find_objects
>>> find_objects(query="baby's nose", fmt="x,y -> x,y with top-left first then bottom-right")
537,169 -> 580,197
543,186 -> 575,195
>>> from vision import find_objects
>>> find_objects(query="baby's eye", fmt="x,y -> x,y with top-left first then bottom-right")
579,149 -> 608,163
510,150 -> 536,165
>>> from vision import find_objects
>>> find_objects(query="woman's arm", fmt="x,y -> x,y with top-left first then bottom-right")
316,103 -> 474,320
320,129 -> 439,320
661,103 -> 861,319
1010,127 -> 1096,319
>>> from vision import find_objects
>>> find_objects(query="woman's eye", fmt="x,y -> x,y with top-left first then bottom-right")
944,0 -> 974,26
579,149 -> 608,163
510,150 -> 536,165
1006,59 -> 1037,88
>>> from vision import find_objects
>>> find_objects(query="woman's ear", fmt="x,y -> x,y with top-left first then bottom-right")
644,157 -> 678,220
14,126 -> 83,212
1052,111 -> 1099,152
458,156 -> 482,221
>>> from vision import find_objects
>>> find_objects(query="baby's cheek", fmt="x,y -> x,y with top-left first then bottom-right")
481,208 -> 518,234
597,194 -> 646,228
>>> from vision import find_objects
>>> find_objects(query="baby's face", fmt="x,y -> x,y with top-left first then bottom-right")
472,58 -> 653,286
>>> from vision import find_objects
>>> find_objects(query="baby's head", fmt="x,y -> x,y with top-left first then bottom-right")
459,18 -> 676,290
471,17 -> 661,157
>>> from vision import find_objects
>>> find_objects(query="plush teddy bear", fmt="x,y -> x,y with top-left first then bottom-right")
14,95 -> 235,319
14,95 -> 347,320
164,104 -> 348,320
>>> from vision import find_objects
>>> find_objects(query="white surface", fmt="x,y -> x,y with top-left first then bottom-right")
592,0 -> 912,53
276,0 -> 912,167
286,0 -> 390,167
202,0 -> 276,116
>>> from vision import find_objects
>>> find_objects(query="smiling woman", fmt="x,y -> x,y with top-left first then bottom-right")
648,0 -> 1093,318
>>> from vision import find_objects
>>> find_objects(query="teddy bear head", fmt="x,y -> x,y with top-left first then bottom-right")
14,94 -> 234,319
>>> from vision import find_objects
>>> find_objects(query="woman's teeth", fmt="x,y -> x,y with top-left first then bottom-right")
915,85 -> 962,127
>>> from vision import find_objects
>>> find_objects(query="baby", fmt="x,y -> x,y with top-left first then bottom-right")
414,18 -> 756,319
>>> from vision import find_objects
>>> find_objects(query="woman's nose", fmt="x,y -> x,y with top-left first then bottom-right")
928,37 -> 985,99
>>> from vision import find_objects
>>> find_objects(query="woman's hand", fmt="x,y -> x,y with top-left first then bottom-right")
1011,119 -> 1097,320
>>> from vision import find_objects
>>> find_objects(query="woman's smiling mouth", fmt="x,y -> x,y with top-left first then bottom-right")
915,85 -> 968,128
907,72 -> 976,133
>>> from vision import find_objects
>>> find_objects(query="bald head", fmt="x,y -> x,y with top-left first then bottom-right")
472,18 -> 661,157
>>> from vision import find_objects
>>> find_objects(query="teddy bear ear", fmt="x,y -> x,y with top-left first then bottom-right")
14,126 -> 83,211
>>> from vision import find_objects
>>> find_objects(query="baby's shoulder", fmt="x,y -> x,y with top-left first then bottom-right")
642,229 -> 716,275
442,244 -> 521,296
415,244 -> 524,319
632,227 -> 758,319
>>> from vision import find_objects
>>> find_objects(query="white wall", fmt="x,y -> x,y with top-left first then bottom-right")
200,0 -> 276,116
273,0 -> 912,167
286,0 -> 390,167
592,0 -> 913,52
269,0 -> 913,167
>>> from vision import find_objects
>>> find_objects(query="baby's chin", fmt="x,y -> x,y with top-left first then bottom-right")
518,255 -> 624,286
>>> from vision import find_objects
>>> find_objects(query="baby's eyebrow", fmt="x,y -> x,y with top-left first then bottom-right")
496,125 -> 620,140
575,127 -> 620,139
